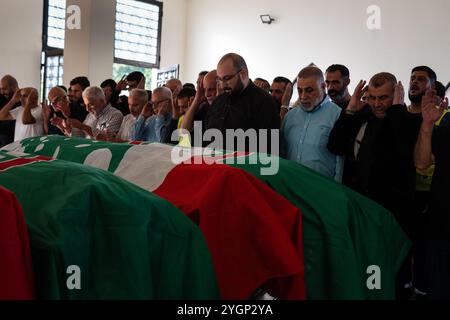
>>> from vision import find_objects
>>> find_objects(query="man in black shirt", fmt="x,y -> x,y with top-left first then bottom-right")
328,73 -> 417,299
328,73 -> 416,233
325,64 -> 352,109
0,75 -> 20,146
414,89 -> 450,299
201,53 -> 280,153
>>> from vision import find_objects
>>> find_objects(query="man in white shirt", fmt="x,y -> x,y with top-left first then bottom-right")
0,87 -> 43,141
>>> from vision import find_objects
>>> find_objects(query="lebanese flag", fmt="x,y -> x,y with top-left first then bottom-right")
154,162 -> 306,300
3,136 -> 412,300
0,186 -> 35,300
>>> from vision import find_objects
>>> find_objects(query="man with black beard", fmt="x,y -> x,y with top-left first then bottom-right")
0,75 -> 20,146
406,66 -> 440,297
197,53 -> 279,153
325,64 -> 352,109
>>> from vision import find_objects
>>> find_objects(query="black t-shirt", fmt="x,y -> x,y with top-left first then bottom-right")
428,124 -> 450,240
203,81 -> 280,152
0,94 -> 7,109
0,97 -> 20,147
70,101 -> 88,122
335,99 -> 350,110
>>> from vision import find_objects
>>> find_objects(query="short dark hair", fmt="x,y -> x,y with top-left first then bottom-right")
183,83 -> 196,90
101,79 -> 117,90
435,81 -> 446,99
178,87 -> 196,99
411,66 -> 437,84
369,72 -> 397,88
199,71 -> 208,77
326,64 -> 350,78
255,78 -> 270,84
272,76 -> 292,85
70,76 -> 90,90
126,72 -> 144,83
57,85 -> 68,93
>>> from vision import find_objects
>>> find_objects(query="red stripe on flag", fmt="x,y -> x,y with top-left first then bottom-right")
0,156 -> 53,172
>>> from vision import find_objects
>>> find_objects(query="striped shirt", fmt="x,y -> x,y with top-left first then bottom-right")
78,104 -> 123,139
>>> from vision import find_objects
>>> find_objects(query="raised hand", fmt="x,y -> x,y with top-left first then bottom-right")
347,80 -> 367,112
51,117 -> 70,135
26,89 -> 39,107
141,102 -> 155,119
11,89 -> 22,104
281,83 -> 293,107
393,81 -> 405,106
195,78 -> 206,104
421,89 -> 448,125
138,76 -> 146,89
159,100 -> 171,117
42,100 -> 52,122
116,75 -> 128,92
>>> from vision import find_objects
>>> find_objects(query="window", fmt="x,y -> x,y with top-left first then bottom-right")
41,0 -> 66,100
114,0 -> 163,68
46,0 -> 66,50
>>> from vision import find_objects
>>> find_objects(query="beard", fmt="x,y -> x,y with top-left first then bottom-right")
223,78 -> 245,98
328,88 -> 345,100
409,92 -> 425,104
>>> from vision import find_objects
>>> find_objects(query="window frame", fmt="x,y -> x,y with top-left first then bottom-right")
41,0 -> 65,101
114,0 -> 163,69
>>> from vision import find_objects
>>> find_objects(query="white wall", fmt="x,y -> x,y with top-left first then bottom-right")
0,0 -> 43,89
64,0 -> 116,87
184,0 -> 450,93
157,0 -> 188,83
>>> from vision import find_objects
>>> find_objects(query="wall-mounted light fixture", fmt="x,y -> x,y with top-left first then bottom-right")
260,14 -> 275,24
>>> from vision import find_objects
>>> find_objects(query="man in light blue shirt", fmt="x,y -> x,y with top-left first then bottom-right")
282,66 -> 344,182
132,86 -> 172,143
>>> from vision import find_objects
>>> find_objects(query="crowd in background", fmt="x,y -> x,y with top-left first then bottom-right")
1,52 -> 450,300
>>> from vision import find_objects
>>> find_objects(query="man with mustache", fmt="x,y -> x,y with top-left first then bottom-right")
325,64 -> 352,109
0,75 -> 20,146
328,73 -> 417,298
282,66 -> 343,182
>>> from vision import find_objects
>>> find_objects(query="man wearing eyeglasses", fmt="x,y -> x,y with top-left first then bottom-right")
192,53 -> 279,153
132,86 -> 173,143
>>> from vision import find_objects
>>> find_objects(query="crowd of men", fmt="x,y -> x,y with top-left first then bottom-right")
1,52 -> 450,300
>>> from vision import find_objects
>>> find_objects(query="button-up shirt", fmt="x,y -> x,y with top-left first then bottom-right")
282,96 -> 343,182
118,114 -> 137,141
132,114 -> 171,143
74,104 -> 123,139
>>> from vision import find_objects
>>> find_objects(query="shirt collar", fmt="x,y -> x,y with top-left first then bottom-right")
300,95 -> 330,113
96,103 -> 112,118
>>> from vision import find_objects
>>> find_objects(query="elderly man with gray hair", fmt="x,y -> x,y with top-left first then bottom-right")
114,89 -> 149,142
132,86 -> 172,143
52,86 -> 123,140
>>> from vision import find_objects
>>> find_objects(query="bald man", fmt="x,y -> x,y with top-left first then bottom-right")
132,86 -> 172,143
179,70 -> 220,134
0,87 -> 43,141
184,53 -> 279,153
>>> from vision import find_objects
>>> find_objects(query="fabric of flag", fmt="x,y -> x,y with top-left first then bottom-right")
0,186 -> 35,300
2,135 -> 411,299
0,150 -> 219,300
